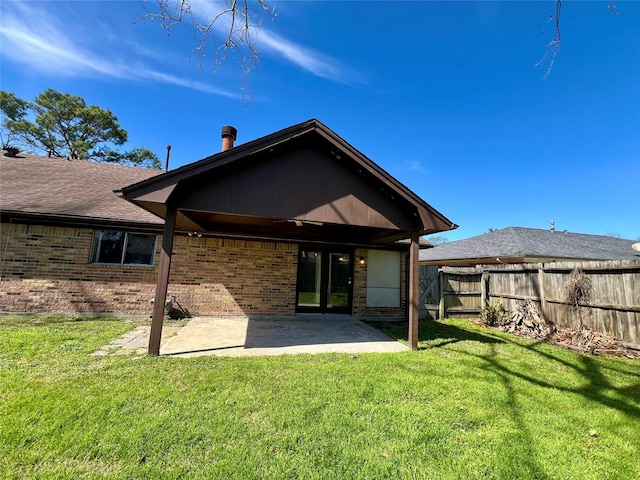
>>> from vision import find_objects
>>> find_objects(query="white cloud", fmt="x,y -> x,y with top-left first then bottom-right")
258,30 -> 358,84
405,160 -> 426,173
0,1 -> 237,97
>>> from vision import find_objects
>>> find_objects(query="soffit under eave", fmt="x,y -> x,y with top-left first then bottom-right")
416,208 -> 458,235
126,201 -> 204,232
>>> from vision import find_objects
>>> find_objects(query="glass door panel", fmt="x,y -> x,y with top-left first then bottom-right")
297,251 -> 322,307
328,253 -> 350,309
297,249 -> 352,313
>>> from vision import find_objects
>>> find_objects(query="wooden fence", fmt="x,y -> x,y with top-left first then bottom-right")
419,260 -> 640,345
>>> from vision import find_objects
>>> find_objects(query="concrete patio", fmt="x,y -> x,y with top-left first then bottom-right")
161,315 -> 409,357
97,315 -> 409,357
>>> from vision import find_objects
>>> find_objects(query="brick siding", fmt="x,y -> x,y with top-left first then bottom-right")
0,223 -> 297,316
0,223 -> 406,318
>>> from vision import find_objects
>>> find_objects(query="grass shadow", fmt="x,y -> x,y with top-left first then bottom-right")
371,318 -> 640,418
0,315 -> 126,328
440,320 -> 640,419
367,318 -> 505,350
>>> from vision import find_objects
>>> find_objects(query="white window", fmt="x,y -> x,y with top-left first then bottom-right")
91,231 -> 156,266
366,250 -> 401,307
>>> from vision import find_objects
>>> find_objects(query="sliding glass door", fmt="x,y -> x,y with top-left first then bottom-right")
296,249 -> 352,313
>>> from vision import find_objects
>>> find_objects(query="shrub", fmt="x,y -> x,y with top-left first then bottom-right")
480,300 -> 511,326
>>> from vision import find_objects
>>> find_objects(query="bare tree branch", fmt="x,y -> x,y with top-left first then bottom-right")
536,0 -> 619,78
139,0 -> 276,101
607,1 -> 619,15
534,0 -> 562,79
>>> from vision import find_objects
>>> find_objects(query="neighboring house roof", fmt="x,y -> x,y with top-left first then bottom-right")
120,119 -> 457,244
420,227 -> 639,265
0,153 -> 163,229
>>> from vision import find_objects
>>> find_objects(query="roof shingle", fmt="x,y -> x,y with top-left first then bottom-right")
420,227 -> 639,263
1,153 -> 163,225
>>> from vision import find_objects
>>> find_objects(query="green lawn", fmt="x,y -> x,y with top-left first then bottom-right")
1,316 -> 638,480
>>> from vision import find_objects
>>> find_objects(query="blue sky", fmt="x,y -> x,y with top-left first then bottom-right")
1,1 -> 639,241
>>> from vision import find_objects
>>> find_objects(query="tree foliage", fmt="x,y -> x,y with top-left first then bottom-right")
426,235 -> 449,246
0,89 -> 160,168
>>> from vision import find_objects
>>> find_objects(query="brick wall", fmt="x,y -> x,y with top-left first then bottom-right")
0,223 -> 298,316
0,223 -> 407,319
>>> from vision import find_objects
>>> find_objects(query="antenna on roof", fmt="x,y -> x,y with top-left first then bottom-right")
550,220 -> 555,232
165,145 -> 171,172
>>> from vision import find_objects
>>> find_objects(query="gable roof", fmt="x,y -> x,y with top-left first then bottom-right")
420,227 -> 639,265
0,153 -> 163,229
120,119 -> 457,242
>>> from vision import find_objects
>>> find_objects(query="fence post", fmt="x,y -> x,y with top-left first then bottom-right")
480,269 -> 489,307
438,270 -> 445,320
537,264 -> 549,322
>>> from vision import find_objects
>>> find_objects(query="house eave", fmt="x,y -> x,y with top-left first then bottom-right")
419,255 -> 629,266
0,210 -> 164,233
119,119 -> 457,236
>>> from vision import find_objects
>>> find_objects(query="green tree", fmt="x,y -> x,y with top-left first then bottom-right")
0,89 -> 160,168
426,235 -> 449,246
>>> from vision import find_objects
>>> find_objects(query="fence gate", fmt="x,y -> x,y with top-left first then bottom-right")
438,267 -> 483,319
419,265 -> 439,319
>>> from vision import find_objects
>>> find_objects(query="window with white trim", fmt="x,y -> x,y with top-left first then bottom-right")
91,231 -> 156,265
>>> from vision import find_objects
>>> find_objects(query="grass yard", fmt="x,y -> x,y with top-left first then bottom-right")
1,316 -> 639,479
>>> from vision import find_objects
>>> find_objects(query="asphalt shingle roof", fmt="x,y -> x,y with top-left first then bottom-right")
420,227 -> 639,263
0,153 -> 163,225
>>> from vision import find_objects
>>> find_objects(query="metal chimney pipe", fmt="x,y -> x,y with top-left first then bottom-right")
221,126 -> 237,151
165,145 -> 171,172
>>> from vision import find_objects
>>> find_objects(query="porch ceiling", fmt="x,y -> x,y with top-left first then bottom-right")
181,211 -> 414,246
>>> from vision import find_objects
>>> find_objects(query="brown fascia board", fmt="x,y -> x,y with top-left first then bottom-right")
118,118 -> 457,234
1,210 -> 164,233
418,256 -> 605,267
418,257 -> 522,266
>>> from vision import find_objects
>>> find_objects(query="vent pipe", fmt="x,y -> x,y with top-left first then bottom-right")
165,145 -> 171,172
221,125 -> 237,151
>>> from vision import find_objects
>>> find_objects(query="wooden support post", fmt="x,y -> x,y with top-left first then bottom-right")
148,206 -> 177,356
408,231 -> 420,350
